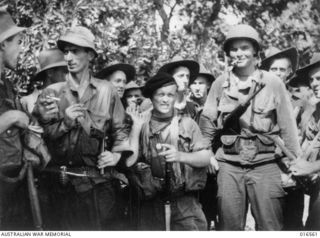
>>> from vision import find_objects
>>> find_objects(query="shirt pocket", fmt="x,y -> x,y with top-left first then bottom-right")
251,97 -> 276,132
178,130 -> 193,152
0,128 -> 22,168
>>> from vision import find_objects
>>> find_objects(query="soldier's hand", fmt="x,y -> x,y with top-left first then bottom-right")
207,155 -> 219,174
289,159 -> 316,177
126,105 -> 148,127
158,144 -> 181,163
36,91 -> 59,121
64,104 -> 86,128
10,110 -> 30,129
97,151 -> 121,168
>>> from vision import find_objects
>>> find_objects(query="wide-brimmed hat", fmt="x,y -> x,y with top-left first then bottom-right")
195,64 -> 215,85
125,81 -> 142,91
288,53 -> 320,87
260,47 -> 299,75
158,56 -> 199,84
57,26 -> 97,56
33,48 -> 67,82
95,62 -> 136,83
0,10 -> 26,43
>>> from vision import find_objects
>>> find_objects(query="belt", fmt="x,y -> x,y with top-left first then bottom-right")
43,166 -> 113,179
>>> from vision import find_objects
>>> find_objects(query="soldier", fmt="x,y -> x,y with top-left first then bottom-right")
188,64 -> 218,229
260,46 -> 304,230
158,56 -> 199,119
0,10 -> 34,229
260,47 -> 298,84
289,53 -> 320,230
96,62 -> 136,99
122,81 -> 143,109
35,26 -> 131,230
126,72 -> 211,230
189,64 -> 215,123
21,48 -> 67,114
199,24 -> 300,230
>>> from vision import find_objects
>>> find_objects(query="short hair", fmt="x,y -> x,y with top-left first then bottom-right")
269,57 -> 292,70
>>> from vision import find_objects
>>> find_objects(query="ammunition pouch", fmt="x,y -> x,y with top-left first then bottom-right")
184,165 -> 207,192
129,162 -> 163,200
221,135 -> 275,161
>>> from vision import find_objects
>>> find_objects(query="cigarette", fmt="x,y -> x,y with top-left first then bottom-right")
46,96 -> 61,101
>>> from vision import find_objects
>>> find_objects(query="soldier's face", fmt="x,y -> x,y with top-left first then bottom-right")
190,76 -> 210,99
63,44 -> 93,75
269,58 -> 292,82
172,66 -> 190,91
309,68 -> 320,98
124,88 -> 142,107
2,33 -> 23,70
108,70 -> 127,98
152,84 -> 177,115
229,39 -> 257,69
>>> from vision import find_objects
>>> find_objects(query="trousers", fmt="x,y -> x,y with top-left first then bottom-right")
217,161 -> 285,230
138,194 -> 207,231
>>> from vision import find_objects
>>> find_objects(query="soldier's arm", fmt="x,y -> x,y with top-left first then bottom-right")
0,110 -> 29,133
109,88 -> 131,152
199,76 -> 224,148
160,119 -> 212,168
276,79 -> 301,157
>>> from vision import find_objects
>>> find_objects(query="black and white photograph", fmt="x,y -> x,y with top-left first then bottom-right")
0,0 -> 319,235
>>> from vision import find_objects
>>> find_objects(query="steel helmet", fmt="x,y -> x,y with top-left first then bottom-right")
223,24 -> 261,55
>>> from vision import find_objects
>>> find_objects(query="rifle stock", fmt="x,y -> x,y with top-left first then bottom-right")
27,161 -> 43,231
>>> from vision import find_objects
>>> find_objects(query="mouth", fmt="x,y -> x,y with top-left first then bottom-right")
68,64 -> 76,69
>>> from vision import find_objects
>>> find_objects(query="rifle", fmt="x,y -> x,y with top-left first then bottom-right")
212,83 -> 266,152
26,161 -> 43,231
265,132 -> 320,193
156,143 -> 171,231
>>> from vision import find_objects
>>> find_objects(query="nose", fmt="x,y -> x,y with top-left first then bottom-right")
64,51 -> 73,62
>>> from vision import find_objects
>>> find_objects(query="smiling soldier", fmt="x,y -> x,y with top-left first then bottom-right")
199,24 -> 300,230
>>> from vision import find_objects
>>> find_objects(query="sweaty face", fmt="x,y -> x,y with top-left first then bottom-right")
108,70 -> 127,98
309,67 -> 320,98
172,66 -> 190,91
269,58 -> 292,82
152,84 -> 177,115
229,39 -> 257,69
124,88 -> 143,107
63,44 -> 92,74
3,33 -> 23,70
190,76 -> 210,99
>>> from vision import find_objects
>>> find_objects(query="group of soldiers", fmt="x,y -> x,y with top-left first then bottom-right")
1,9 -> 320,231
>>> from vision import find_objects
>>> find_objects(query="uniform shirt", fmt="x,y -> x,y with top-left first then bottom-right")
200,69 -> 300,164
0,76 -> 23,168
300,99 -> 320,162
138,111 -> 208,193
39,75 -> 129,167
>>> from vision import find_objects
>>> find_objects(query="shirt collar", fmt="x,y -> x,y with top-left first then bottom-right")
222,68 -> 262,89
66,73 -> 98,92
